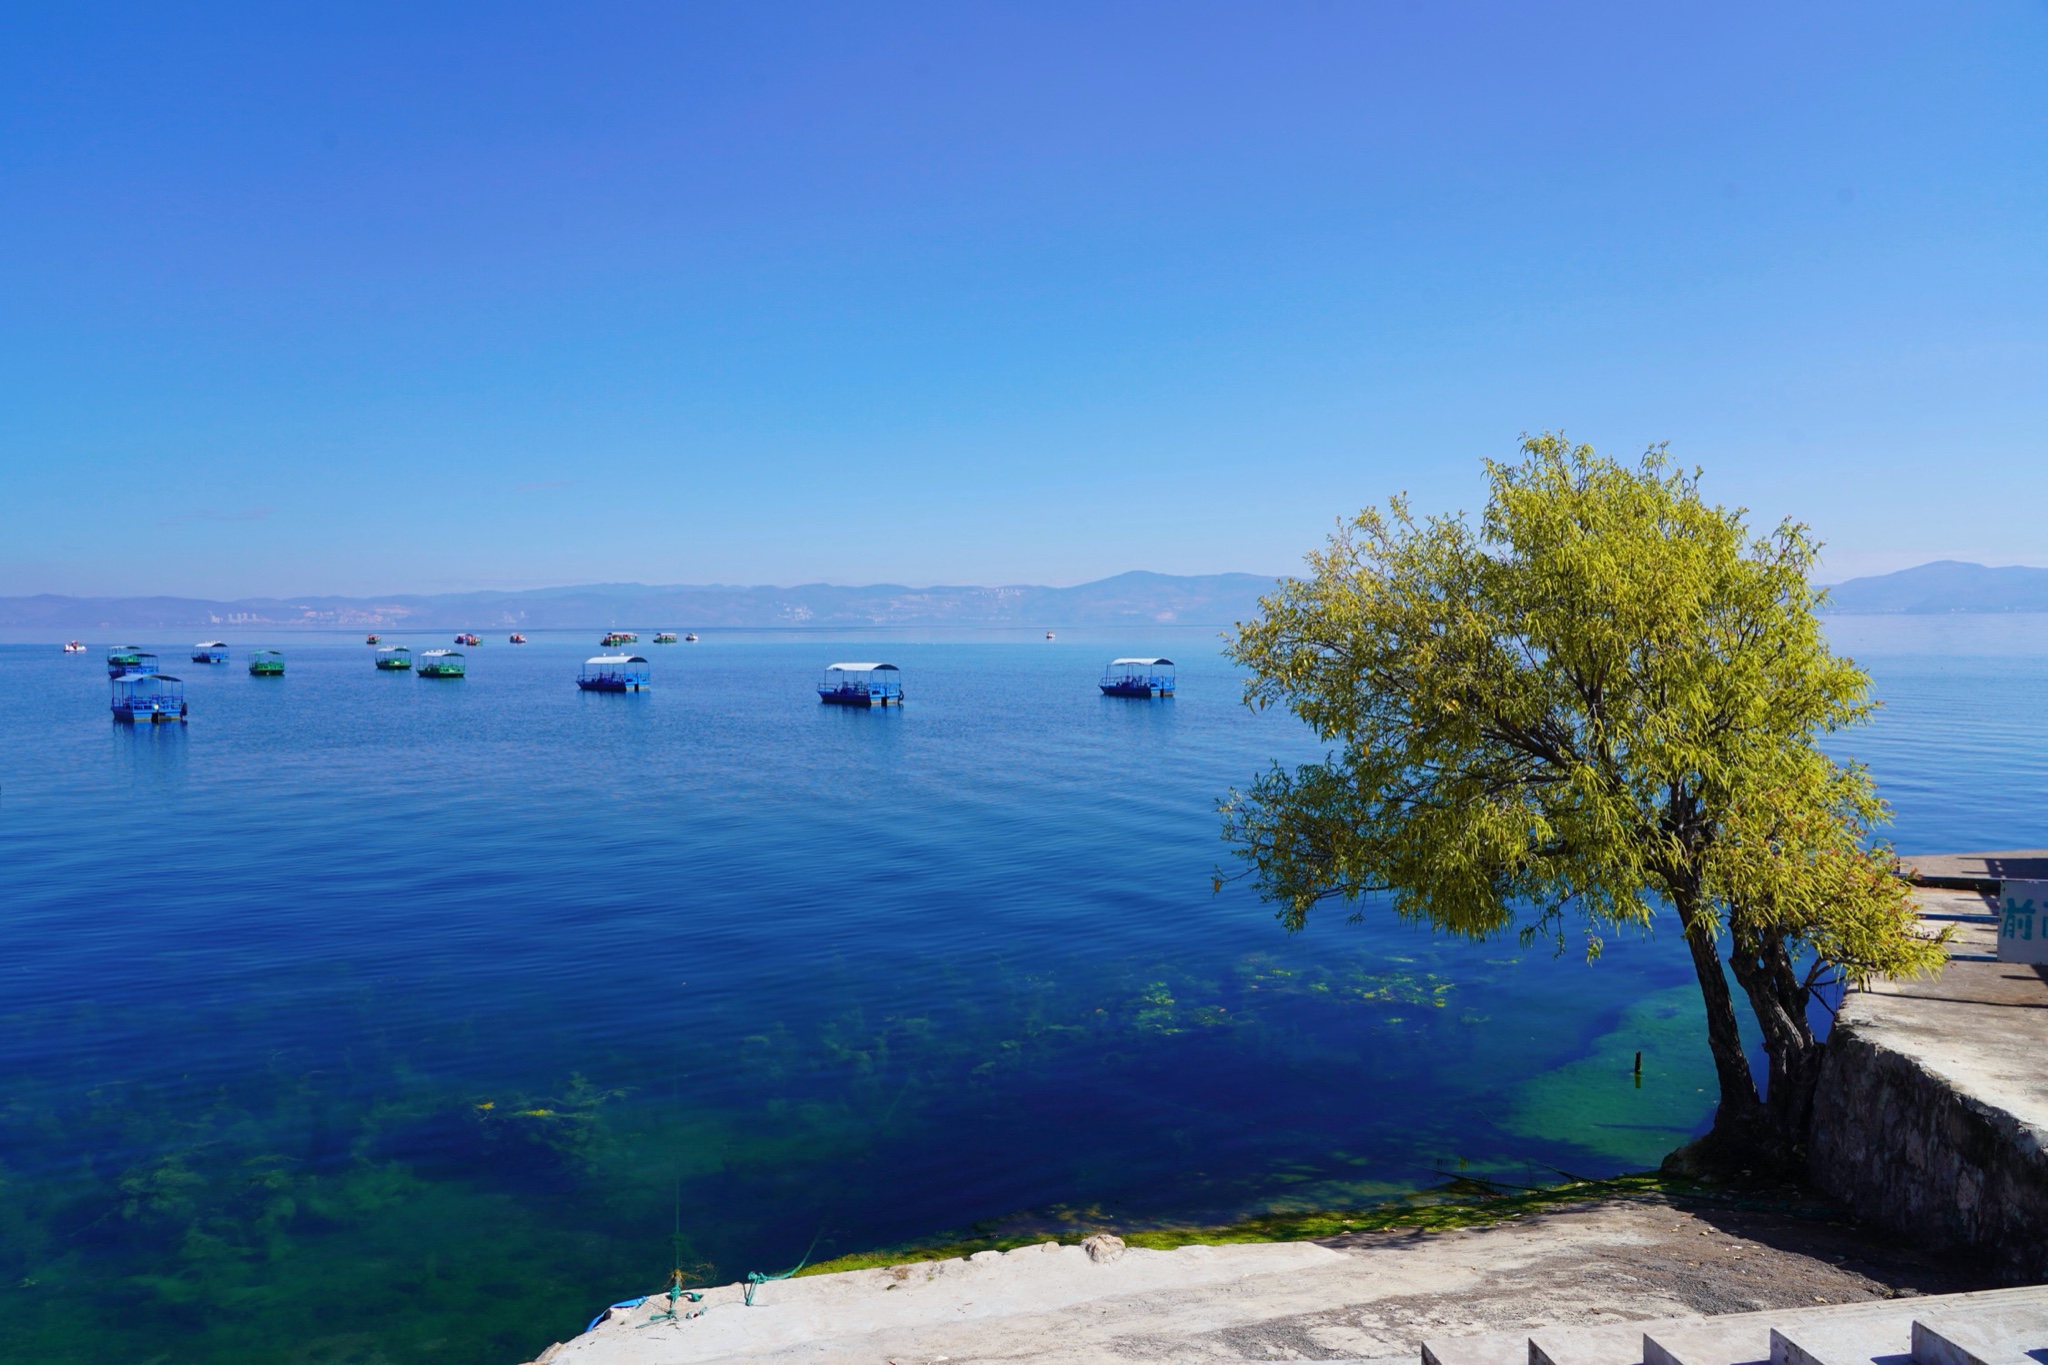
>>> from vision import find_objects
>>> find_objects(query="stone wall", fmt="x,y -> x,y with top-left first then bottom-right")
1808,1015 -> 2048,1282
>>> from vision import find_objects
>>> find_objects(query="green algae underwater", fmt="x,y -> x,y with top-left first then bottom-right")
0,953 -> 1718,1364
0,636 -> 1724,1364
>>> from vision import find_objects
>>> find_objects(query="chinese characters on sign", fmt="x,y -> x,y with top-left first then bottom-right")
1998,880 -> 2048,964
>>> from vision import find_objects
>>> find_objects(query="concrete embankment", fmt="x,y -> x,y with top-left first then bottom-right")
1807,850 -> 2048,1281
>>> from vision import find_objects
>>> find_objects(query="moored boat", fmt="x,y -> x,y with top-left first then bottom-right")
192,641 -> 229,664
107,647 -> 156,679
684,632 -> 698,643
654,632 -> 678,644
375,646 -> 412,672
366,634 -> 380,646
1100,657 -> 1174,698
818,662 -> 902,707
248,650 -> 285,677
455,632 -> 481,647
111,672 -> 186,724
418,649 -> 466,678
508,633 -> 528,644
63,640 -> 86,653
578,654 -> 649,692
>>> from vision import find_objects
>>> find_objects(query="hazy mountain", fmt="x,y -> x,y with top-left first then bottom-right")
1821,561 -> 2048,614
0,571 -> 1279,632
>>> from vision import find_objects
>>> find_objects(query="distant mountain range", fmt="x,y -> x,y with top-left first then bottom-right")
0,571 -> 1279,632
1821,561 -> 2048,614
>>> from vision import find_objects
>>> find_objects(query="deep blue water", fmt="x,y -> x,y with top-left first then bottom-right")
1,618 -> 2040,1363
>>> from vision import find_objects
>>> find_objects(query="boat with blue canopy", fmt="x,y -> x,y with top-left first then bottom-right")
112,673 -> 186,724
107,646 -> 154,678
818,662 -> 902,707
1100,657 -> 1174,698
191,641 -> 229,664
579,654 -> 649,692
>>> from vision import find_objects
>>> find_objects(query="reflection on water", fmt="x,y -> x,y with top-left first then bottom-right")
2,617 -> 2015,1364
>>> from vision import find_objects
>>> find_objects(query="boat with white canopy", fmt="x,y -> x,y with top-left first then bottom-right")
1099,657 -> 1174,698
579,654 -> 649,692
818,662 -> 901,707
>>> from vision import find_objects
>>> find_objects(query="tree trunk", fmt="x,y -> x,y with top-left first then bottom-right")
1727,926 -> 1825,1163
1673,883 -> 1768,1156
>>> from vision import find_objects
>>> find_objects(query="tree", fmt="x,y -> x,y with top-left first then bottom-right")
1221,434 -> 1946,1168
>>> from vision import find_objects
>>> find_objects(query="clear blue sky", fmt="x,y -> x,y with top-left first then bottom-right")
2,3 -> 2043,598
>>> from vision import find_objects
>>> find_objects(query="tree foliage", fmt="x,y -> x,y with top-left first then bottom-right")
1223,434 -> 1946,1162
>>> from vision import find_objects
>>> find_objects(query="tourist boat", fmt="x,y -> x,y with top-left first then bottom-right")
375,646 -> 412,671
247,650 -> 285,677
508,634 -> 528,645
818,662 -> 902,707
366,634 -> 380,645
578,653 -> 649,692
455,632 -> 482,647
107,647 -> 156,679
654,632 -> 678,644
1100,657 -> 1175,698
601,630 -> 638,648
418,648 -> 466,678
63,640 -> 86,653
684,632 -> 698,643
192,641 -> 229,664
111,672 -> 186,724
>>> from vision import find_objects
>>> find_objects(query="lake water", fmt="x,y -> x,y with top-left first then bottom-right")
1,617 -> 2041,1364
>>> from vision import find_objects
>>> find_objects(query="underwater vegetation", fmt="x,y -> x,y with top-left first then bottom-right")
0,946 -> 1712,1364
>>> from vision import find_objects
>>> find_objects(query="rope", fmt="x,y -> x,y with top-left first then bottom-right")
743,1229 -> 824,1307
636,1270 -> 705,1329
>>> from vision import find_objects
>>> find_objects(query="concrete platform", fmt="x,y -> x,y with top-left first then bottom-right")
1807,881 -> 2048,1278
1899,849 -> 2048,890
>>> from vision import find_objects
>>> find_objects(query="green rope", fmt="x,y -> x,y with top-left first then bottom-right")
637,1270 -> 705,1328
743,1230 -> 823,1307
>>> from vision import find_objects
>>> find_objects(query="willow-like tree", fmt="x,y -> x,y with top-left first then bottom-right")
1223,434 -> 1945,1167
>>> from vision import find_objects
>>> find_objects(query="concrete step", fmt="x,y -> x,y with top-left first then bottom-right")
1769,1312 -> 1914,1365
1912,1305 -> 2048,1364
1641,1318 -> 1771,1365
1528,1321 -> 1656,1364
1419,1329 -> 1529,1365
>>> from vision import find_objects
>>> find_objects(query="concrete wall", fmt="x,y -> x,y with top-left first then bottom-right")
1808,1016 -> 2048,1282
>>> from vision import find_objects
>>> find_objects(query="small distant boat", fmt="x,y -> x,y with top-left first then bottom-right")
192,641 -> 229,665
1100,657 -> 1175,698
111,672 -> 186,724
107,647 -> 156,679
248,650 -> 285,677
654,632 -> 678,645
63,640 -> 86,653
508,633 -> 528,644
375,646 -> 412,672
1045,631 -> 1055,640
579,654 -> 649,692
366,634 -> 380,646
818,662 -> 902,707
418,649 -> 466,678
455,632 -> 482,647
601,630 -> 638,648
684,632 -> 698,643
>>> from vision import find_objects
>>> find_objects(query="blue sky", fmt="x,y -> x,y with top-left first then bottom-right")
2,3 -> 2043,597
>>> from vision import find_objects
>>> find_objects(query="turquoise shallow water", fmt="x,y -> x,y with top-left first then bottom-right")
0,618 -> 2036,1363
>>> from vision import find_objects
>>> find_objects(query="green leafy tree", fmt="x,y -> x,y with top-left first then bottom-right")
1222,434 -> 1945,1166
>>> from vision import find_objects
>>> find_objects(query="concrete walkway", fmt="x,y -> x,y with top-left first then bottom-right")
526,1200 -> 1972,1364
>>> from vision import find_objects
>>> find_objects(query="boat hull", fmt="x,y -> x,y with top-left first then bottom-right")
1100,683 -> 1172,698
112,704 -> 186,724
819,689 -> 899,707
248,666 -> 284,677
577,678 -> 646,692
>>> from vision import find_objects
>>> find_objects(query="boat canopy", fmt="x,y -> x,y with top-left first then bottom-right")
196,640 -> 228,648
825,662 -> 898,672
1108,657 -> 1174,667
587,653 -> 648,666
423,648 -> 461,657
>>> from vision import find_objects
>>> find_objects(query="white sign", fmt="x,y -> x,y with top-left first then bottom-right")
1997,881 -> 2048,963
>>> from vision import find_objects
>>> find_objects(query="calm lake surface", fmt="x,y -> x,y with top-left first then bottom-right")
1,617 -> 2040,1364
